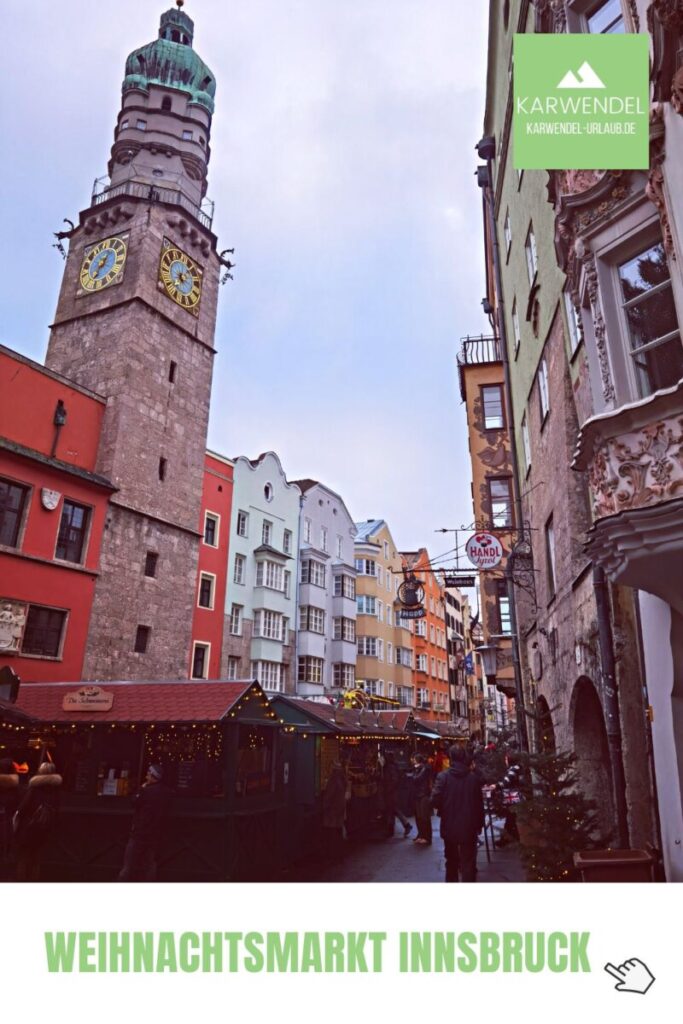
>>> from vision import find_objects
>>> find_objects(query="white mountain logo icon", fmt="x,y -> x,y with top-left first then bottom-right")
557,61 -> 606,89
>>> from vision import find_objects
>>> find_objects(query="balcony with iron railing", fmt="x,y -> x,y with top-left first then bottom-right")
457,334 -> 502,400
91,174 -> 215,231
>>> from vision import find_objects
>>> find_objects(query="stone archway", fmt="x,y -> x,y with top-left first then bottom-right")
535,695 -> 556,753
571,676 -> 614,838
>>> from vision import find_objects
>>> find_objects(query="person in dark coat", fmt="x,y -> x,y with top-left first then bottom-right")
382,752 -> 412,838
0,757 -> 21,877
322,762 -> 347,861
407,754 -> 433,845
118,764 -> 172,882
432,745 -> 485,882
14,761 -> 62,882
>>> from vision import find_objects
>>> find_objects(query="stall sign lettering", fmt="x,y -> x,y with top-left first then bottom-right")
62,686 -> 114,712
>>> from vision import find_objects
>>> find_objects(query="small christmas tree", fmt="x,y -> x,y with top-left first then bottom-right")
515,750 -> 602,882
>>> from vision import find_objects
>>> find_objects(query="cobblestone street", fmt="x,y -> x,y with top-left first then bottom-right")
287,815 -> 525,883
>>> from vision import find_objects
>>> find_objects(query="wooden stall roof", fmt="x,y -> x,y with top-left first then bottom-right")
12,680 -> 268,724
0,697 -> 36,726
269,696 -> 417,738
430,719 -> 470,739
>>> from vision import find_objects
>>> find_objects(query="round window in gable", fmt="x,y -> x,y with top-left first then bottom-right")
264,483 -> 273,502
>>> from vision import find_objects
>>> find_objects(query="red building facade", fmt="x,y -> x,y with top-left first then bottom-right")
0,346 -> 114,681
190,451 -> 234,680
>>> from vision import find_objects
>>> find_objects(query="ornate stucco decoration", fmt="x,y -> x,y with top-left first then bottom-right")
573,378 -> 683,523
645,105 -> 676,261
649,0 -> 683,107
532,0 -> 567,31
586,414 -> 683,518
626,0 -> 640,30
575,237 -> 616,404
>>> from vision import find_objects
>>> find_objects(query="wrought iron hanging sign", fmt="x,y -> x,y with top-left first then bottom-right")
465,531 -> 504,569
397,575 -> 426,619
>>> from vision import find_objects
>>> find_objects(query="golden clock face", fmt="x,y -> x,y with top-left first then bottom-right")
159,239 -> 202,316
79,235 -> 128,292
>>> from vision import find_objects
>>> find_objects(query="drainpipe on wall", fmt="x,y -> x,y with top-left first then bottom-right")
292,491 -> 305,695
593,564 -> 630,848
476,140 -> 529,752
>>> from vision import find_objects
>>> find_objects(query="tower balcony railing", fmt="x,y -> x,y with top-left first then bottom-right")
457,334 -> 501,401
457,334 -> 501,366
90,175 -> 214,230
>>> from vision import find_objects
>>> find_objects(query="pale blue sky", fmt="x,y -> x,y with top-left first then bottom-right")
1,0 -> 489,558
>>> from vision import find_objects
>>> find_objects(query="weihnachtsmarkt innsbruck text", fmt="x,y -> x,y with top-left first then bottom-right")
1,0 -> 682,885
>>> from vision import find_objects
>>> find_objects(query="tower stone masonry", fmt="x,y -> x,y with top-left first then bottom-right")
45,6 -> 222,680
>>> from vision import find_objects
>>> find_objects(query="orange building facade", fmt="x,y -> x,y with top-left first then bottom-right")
400,548 -> 450,723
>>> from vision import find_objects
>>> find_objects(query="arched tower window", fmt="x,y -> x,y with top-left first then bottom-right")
171,29 -> 180,42
161,96 -> 172,112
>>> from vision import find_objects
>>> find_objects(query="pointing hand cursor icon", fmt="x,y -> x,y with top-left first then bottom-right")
604,959 -> 655,994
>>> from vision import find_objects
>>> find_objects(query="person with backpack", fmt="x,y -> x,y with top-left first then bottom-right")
432,745 -> 485,882
13,761 -> 62,882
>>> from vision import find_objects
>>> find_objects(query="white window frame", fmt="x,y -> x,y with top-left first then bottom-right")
252,660 -> 283,691
545,516 -> 557,598
197,571 -> 216,610
262,519 -> 272,546
504,208 -> 512,255
564,288 -> 583,355
538,356 -> 550,421
226,656 -> 239,680
301,559 -> 326,588
304,517 -> 312,543
512,298 -> 521,352
283,529 -> 292,554
300,606 -> 325,634
321,526 -> 328,552
254,609 -> 285,641
236,510 -> 249,538
336,535 -> 344,559
525,223 -> 538,284
229,604 -> 242,636
233,553 -> 246,585
190,641 -> 211,680
522,413 -> 532,474
203,511 -> 220,547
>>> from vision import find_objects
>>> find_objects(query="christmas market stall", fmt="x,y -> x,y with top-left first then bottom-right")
270,696 -> 417,842
4,679 -> 284,881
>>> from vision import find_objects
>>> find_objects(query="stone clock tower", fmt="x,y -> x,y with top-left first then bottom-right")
46,4 -> 222,680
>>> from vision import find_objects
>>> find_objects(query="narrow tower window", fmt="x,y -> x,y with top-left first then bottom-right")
158,457 -> 167,481
134,625 -> 150,654
169,360 -> 177,383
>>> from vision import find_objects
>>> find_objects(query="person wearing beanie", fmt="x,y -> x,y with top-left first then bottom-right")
0,757 -> 21,878
14,761 -> 63,882
118,764 -> 171,882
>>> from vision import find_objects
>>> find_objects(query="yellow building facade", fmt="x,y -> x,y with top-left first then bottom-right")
354,519 -> 414,705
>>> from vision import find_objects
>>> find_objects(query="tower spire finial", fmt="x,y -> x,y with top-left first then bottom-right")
176,0 -> 184,8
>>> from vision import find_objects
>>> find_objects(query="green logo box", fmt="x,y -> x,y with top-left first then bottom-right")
513,33 -> 649,170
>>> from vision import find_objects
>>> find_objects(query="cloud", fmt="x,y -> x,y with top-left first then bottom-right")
2,0 -> 490,554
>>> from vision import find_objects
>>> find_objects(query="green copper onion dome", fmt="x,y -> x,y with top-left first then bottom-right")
122,5 -> 216,114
